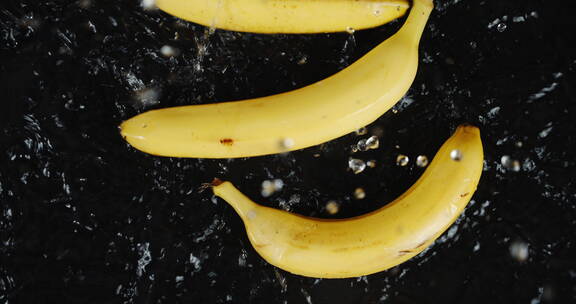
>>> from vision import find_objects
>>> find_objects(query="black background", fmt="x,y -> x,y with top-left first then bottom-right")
1,0 -> 575,303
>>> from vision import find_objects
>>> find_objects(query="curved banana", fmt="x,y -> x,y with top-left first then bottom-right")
213,125 -> 483,278
155,0 -> 409,34
120,0 -> 433,158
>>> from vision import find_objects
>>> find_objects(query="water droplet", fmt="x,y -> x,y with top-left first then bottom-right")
354,188 -> 366,200
416,155 -> 429,167
348,158 -> 366,174
141,0 -> 156,10
366,160 -> 377,168
365,136 -> 379,150
496,23 -> 507,32
273,179 -> 284,191
160,45 -> 180,57
356,136 -> 378,152
396,154 -> 409,166
346,27 -> 355,34
450,149 -> 463,161
501,155 -> 511,166
261,180 -> 277,197
355,127 -> 367,136
356,139 -> 368,151
325,201 -> 340,215
511,160 -> 521,171
297,56 -> 308,65
278,138 -> 295,150
501,155 -> 521,172
260,179 -> 284,197
509,240 -> 529,262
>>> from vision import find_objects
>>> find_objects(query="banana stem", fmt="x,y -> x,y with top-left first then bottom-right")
212,181 -> 258,219
396,0 -> 434,46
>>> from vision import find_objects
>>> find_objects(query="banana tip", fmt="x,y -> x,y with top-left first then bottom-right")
118,121 -> 128,139
456,124 -> 480,136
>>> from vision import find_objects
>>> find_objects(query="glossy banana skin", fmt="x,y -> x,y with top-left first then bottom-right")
155,0 -> 409,34
213,125 -> 484,278
120,0 -> 434,159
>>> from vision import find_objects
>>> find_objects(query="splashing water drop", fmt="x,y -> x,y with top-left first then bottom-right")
279,138 -> 295,150
509,240 -> 529,262
355,127 -> 367,136
365,136 -> 379,150
348,158 -> 366,174
450,149 -> 463,161
416,155 -> 429,167
396,154 -> 409,166
354,188 -> 366,200
261,179 -> 284,197
141,0 -> 156,10
325,201 -> 340,215
160,45 -> 180,57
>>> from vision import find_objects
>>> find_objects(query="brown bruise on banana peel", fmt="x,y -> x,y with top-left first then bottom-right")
219,138 -> 234,146
397,239 -> 430,256
460,192 -> 470,197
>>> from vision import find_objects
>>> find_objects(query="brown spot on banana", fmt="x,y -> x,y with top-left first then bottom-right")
220,138 -> 234,145
398,240 -> 430,256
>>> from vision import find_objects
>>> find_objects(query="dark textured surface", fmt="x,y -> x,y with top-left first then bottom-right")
1,0 -> 576,303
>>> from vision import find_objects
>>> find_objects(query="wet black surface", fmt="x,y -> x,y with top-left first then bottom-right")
1,0 -> 576,303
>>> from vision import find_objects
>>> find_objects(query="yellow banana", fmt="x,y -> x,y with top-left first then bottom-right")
120,0 -> 433,159
212,125 -> 483,278
154,0 -> 409,34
